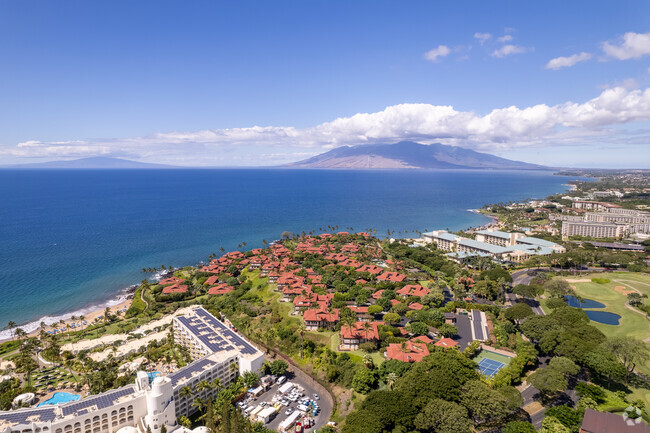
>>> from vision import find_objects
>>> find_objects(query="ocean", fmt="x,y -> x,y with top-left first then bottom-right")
0,168 -> 579,335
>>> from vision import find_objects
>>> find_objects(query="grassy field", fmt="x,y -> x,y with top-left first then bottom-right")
567,272 -> 650,377
568,273 -> 650,341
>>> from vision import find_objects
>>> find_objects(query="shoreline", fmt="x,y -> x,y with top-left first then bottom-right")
0,181 -> 570,345
0,289 -> 135,344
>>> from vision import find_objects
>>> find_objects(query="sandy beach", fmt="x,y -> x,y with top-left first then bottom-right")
0,298 -> 133,344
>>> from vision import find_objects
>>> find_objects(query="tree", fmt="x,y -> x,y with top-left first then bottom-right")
178,416 -> 191,429
242,371 -> 259,388
437,323 -> 457,338
406,321 -> 428,336
504,302 -> 534,324
383,312 -> 401,325
606,337 -> 649,383
528,357 -> 578,398
459,380 -> 508,424
352,368 -> 378,394
503,421 -> 536,433
627,292 -> 643,307
386,372 -> 398,391
367,305 -> 383,315
544,279 -> 573,298
414,399 -> 472,433
540,416 -> 571,433
266,359 -> 288,376
362,354 -> 375,370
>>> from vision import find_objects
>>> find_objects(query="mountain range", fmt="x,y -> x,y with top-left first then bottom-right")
286,141 -> 546,170
4,142 -> 546,170
6,156 -> 177,169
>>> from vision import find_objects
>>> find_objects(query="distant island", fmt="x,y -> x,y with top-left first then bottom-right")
5,156 -> 178,169
286,141 -> 547,170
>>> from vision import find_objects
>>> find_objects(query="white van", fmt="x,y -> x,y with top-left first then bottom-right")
276,375 -> 287,385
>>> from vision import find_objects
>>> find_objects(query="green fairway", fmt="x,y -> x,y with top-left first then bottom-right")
567,272 -> 650,376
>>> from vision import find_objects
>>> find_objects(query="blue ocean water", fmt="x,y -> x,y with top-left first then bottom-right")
0,169 -> 579,334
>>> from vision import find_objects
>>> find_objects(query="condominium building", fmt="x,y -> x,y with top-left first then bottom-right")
561,221 -> 626,239
0,307 -> 263,433
423,229 -> 565,263
572,201 -> 622,211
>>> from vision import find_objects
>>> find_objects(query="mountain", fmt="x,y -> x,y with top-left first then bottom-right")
285,141 -> 546,170
6,156 -> 178,169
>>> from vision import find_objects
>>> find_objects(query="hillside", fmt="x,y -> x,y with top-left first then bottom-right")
285,141 -> 546,170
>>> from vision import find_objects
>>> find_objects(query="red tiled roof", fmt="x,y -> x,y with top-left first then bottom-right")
208,283 -> 234,295
340,321 -> 380,340
386,340 -> 430,362
408,302 -> 424,310
412,335 -> 433,344
356,265 -> 383,275
377,272 -> 407,282
162,284 -> 188,294
434,337 -> 458,348
205,275 -> 219,286
396,284 -> 430,298
303,308 -> 339,323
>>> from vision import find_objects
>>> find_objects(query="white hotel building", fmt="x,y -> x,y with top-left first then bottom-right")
0,308 -> 264,433
423,229 -> 565,263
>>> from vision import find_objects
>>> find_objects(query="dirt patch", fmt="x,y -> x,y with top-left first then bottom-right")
565,279 -> 591,283
614,285 -> 635,295
523,401 -> 544,414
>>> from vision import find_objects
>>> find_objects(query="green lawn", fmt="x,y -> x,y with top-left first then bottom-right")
569,274 -> 650,341
567,272 -> 650,376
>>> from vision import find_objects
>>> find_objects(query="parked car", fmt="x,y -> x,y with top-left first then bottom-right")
313,393 -> 319,400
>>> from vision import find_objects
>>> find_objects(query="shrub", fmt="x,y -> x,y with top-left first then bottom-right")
591,277 -> 610,284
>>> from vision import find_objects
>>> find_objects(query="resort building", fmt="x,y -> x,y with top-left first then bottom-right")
339,322 -> 381,350
561,221 -> 627,239
572,201 -> 622,211
0,307 -> 264,433
423,229 -> 564,263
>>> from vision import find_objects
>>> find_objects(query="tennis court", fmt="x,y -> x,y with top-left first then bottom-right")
477,357 -> 505,377
473,349 -> 513,378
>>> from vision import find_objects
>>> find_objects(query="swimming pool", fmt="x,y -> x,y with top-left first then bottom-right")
147,372 -> 161,383
37,392 -> 81,406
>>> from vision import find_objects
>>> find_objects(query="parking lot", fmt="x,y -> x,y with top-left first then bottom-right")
238,372 -> 333,432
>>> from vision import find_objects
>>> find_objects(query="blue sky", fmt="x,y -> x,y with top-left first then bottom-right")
0,1 -> 649,167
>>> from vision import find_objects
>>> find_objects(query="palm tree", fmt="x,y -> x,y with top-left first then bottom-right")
386,372 -> 398,391
400,341 -> 409,362
191,396 -> 206,413
210,378 -> 222,392
103,307 -> 111,324
179,385 -> 192,400
362,322 -> 373,341
7,321 -> 15,341
362,354 -> 374,369
196,380 -> 211,393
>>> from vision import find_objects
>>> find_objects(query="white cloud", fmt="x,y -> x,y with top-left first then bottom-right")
602,32 -> 650,60
545,52 -> 593,70
497,35 -> 513,43
473,32 -> 492,45
4,87 -> 650,166
423,45 -> 451,62
491,44 -> 527,58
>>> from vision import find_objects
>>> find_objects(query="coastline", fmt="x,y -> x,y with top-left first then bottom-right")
0,289 -> 134,344
0,173 -> 573,344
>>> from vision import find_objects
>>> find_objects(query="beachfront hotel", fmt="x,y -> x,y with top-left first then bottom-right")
0,307 -> 264,433
423,229 -> 565,263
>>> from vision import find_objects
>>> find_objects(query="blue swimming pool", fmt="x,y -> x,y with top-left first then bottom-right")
37,392 -> 81,406
147,372 -> 161,383
585,310 -> 622,325
564,295 -> 605,309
